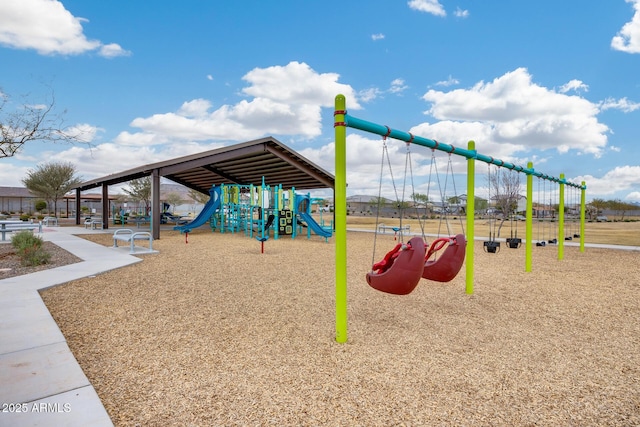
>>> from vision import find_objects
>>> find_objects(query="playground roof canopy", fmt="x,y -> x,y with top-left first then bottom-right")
75,137 -> 335,193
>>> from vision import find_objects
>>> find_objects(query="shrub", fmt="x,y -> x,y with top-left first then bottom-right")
19,246 -> 51,266
19,213 -> 31,221
11,230 -> 40,250
35,200 -> 47,212
11,231 -> 51,267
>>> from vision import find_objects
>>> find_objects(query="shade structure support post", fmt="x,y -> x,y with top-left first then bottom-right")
334,95 -> 348,343
580,181 -> 586,252
151,169 -> 161,240
465,141 -> 476,294
74,188 -> 81,225
101,183 -> 109,230
558,173 -> 565,260
525,162 -> 534,272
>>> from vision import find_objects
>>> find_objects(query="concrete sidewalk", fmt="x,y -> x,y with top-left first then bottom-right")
0,227 -> 149,427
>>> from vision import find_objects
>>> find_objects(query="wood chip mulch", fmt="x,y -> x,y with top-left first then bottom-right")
39,230 -> 640,426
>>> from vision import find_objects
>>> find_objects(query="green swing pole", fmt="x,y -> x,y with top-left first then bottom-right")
580,181 -> 586,253
525,162 -> 534,272
334,94 -> 348,343
466,141 -> 475,294
558,173 -> 565,260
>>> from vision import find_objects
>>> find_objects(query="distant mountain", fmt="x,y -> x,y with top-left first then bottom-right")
160,183 -> 192,199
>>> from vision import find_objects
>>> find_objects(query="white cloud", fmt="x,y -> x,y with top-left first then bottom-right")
389,78 -> 408,94
371,33 -> 385,41
300,133 -> 422,197
0,162 -> 30,187
0,0 -> 130,57
118,62 -> 360,145
65,123 -> 102,143
207,75 -> 214,81
421,68 -> 610,157
357,79 -> 407,102
625,191 -> 640,201
559,79 -> 589,94
37,140 -> 225,185
300,132 -> 468,201
408,0 -> 446,17
573,166 -> 640,197
454,7 -> 469,18
435,75 -> 460,87
99,43 -> 130,58
177,99 -> 213,117
611,0 -> 640,53
240,62 -> 358,107
599,97 -> 640,112
359,88 -> 382,103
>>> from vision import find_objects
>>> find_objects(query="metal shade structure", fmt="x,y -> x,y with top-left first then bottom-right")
74,137 -> 335,238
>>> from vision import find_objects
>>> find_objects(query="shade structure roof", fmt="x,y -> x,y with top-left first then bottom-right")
75,137 -> 335,193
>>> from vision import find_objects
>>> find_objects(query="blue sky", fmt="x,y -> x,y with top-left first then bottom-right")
1,0 -> 639,203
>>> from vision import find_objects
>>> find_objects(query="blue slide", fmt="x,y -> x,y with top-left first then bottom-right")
296,194 -> 332,238
174,186 -> 221,233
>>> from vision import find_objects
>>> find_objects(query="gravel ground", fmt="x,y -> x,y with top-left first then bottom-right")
39,229 -> 640,426
0,240 -> 82,279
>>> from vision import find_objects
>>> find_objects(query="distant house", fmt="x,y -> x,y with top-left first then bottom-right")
0,185 -> 187,218
0,187 -> 36,214
0,186 -> 121,217
345,193 -> 482,217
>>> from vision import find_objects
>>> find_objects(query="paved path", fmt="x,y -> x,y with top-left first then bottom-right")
0,226 -> 150,427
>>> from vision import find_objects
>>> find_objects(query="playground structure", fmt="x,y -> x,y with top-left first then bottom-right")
174,178 -> 333,241
334,94 -> 587,343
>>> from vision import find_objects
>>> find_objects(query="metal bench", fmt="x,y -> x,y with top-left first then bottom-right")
42,216 -> 58,226
84,218 -> 103,229
113,229 -> 154,254
0,221 -> 42,241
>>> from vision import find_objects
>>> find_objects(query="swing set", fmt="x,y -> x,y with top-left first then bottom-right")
334,94 -> 587,343
366,133 -> 466,295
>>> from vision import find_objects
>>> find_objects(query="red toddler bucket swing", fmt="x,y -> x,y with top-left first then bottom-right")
366,136 -> 466,295
367,236 -> 427,295
422,233 -> 466,282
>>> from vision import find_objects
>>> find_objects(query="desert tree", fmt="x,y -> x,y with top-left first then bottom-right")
1,88 -> 90,158
608,199 -> 637,221
22,161 -> 83,216
411,192 -> 430,218
587,198 -> 608,219
164,192 -> 183,212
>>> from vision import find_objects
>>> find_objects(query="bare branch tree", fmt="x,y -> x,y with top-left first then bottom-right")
489,168 -> 522,237
0,88 -> 90,158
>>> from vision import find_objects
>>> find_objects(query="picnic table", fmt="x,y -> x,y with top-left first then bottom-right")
377,223 -> 411,234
